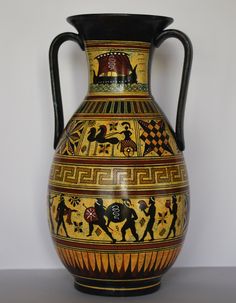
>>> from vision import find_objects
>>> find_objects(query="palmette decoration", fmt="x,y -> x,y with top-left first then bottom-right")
48,14 -> 192,296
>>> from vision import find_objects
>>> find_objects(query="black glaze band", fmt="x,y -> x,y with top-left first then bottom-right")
67,14 -> 173,42
74,276 -> 161,297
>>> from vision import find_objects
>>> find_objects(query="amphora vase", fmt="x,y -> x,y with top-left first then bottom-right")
48,14 -> 192,296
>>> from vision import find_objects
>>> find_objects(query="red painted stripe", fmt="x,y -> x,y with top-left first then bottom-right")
73,113 -> 160,118
86,44 -> 150,50
53,236 -> 184,251
48,185 -> 189,196
53,155 -> 185,166
85,95 -> 150,99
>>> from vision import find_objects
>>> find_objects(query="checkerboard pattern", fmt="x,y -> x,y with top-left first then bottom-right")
138,119 -> 174,156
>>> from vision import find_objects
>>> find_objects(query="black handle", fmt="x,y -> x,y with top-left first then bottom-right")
49,32 -> 84,149
154,29 -> 193,151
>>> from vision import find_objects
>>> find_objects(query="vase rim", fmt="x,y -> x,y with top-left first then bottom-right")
67,13 -> 173,42
67,13 -> 173,24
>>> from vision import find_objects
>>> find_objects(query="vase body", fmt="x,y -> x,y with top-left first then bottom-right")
48,14 -> 192,296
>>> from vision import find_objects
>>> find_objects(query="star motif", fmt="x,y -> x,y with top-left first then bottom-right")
138,119 -> 174,156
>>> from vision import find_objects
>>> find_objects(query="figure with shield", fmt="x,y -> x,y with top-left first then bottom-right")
84,198 -> 116,243
119,122 -> 137,157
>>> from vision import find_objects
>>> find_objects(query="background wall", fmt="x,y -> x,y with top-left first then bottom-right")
0,0 -> 235,269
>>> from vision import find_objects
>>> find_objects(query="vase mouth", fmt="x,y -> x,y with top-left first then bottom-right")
67,13 -> 173,42
67,13 -> 173,23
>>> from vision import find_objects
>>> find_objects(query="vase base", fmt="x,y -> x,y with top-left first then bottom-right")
74,276 -> 161,296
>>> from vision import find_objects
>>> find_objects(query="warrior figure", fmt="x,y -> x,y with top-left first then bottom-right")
166,195 -> 178,238
87,198 -> 116,243
121,199 -> 139,242
140,196 -> 156,241
56,194 -> 70,237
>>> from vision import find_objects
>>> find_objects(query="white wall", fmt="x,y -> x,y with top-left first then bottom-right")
0,0 -> 235,269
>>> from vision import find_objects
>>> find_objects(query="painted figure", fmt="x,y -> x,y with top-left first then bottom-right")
56,194 -> 70,237
87,125 -> 119,144
87,125 -> 119,156
166,195 -> 178,238
48,194 -> 57,233
140,196 -> 156,241
119,122 -> 137,157
86,198 -> 116,243
121,199 -> 139,242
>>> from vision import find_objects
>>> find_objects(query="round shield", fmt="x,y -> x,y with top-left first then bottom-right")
84,207 -> 98,223
105,202 -> 126,223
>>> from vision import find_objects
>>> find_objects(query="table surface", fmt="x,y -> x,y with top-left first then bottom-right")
0,268 -> 235,303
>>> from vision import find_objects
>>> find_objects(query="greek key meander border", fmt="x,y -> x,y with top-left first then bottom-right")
50,163 -> 188,188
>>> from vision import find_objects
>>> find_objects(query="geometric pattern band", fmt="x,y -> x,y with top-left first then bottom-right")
56,245 -> 181,275
50,163 -> 188,188
78,99 -> 158,115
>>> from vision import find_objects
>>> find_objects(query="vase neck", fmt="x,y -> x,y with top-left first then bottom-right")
85,40 -> 152,97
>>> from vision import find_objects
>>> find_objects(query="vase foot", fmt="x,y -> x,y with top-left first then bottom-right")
74,276 -> 161,296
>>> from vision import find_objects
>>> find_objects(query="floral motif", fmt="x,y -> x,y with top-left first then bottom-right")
98,144 -> 110,155
73,221 -> 83,233
109,122 -> 118,131
57,120 -> 84,155
69,196 -> 81,207
157,211 -> 168,225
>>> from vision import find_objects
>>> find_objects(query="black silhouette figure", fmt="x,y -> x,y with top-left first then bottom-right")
56,194 -> 70,237
87,127 -> 97,142
87,198 -> 116,243
120,126 -> 132,140
140,196 -> 156,241
87,125 -> 119,144
119,122 -> 137,157
48,194 -> 57,233
166,195 -> 178,239
121,199 -> 139,242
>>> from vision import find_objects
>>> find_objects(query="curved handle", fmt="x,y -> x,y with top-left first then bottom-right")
49,32 -> 84,149
154,29 -> 193,151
